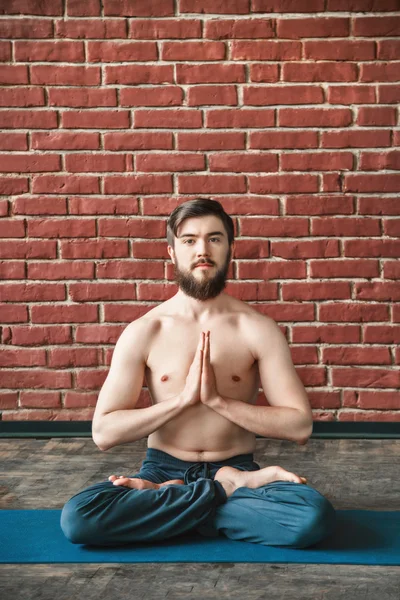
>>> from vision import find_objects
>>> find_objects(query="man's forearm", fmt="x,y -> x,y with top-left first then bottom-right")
208,396 -> 313,444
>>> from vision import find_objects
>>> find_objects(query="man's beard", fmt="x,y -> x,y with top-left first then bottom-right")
173,249 -> 231,301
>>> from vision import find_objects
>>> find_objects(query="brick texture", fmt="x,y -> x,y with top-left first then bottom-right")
0,2 -> 399,422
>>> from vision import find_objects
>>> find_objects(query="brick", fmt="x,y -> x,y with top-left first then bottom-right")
383,260 -> 400,279
163,41 -> 226,61
20,392 -> 61,408
279,108 -> 351,127
31,132 -> 100,150
250,130 -> 318,149
0,109 -> 57,129
283,62 -> 357,82
181,0 -> 250,12
28,261 -> 94,280
357,107 -> 396,127
320,302 -> 389,322
0,133 -> 27,150
206,109 -> 274,128
304,41 -> 375,61
0,348 -> 46,367
272,239 -> 339,259
15,41 -> 84,62
209,152 -> 278,172
293,325 -> 360,344
327,0 -> 398,9
253,0 -> 324,11
359,151 -> 400,171
103,174 -> 172,194
69,196 -> 139,215
104,132 -> 172,151
282,281 -> 350,301
88,41 -> 157,62
55,18 -> 126,39
244,85 -> 323,105
345,174 -> 400,193
345,239 -> 400,258
0,283 -> 65,302
378,85 -> 400,104
353,392 -> 400,411
0,240 -> 56,258
98,218 -> 165,238
31,65 -> 100,86
277,17 -> 349,38
0,219 -> 25,237
285,195 -> 353,215
31,304 -> 98,323
178,174 -> 246,194
237,260 -> 305,280
177,132 -> 245,151
240,217 -> 308,237
136,153 -> 205,172
311,217 -> 380,237
137,282 -> 176,301
0,41 -> 10,61
356,281 -> 400,301
384,219 -> 400,237
0,304 -> 28,323
97,260 -> 164,280
62,110 -> 129,129
322,130 -> 391,148
0,87 -> 45,107
75,324 -> 124,343
0,261 -> 25,279
0,177 -> 28,195
0,199 -> 7,215
27,218 -> 96,238
0,154 -> 60,173
48,347 -> 100,368
0,393 -> 18,410
105,64 -> 174,85
249,64 -> 279,83
323,347 -> 391,366
177,63 -> 245,84
67,0 -> 100,16
120,87 -> 183,107
327,85 -> 376,105
249,174 -> 318,194
32,175 -> 99,194
60,239 -> 129,259
360,63 -> 400,83
310,259 -> 379,279
322,173 -> 341,192
130,18 -> 201,39
232,41 -> 301,61
0,65 -> 28,84
282,152 -> 353,171
104,0 -> 174,16
131,241 -> 169,259
135,109 -> 201,129
354,16 -> 400,37
103,304 -> 152,322
0,0 -> 63,15
378,40 -> 400,61
332,368 -> 399,388
364,325 -> 400,344
206,17 -> 274,39
187,85 -> 238,106
0,370 -> 71,390
145,195 -> 277,216
64,392 -> 98,409
65,154 -> 127,173
48,88 -> 117,107
0,18 -> 52,38
69,283 -> 136,302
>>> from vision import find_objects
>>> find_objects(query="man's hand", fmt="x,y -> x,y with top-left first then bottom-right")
180,331 -> 204,407
200,330 -> 219,406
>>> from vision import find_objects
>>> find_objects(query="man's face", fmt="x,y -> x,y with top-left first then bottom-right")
168,215 -> 233,301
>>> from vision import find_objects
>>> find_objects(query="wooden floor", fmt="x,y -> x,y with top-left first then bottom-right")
0,436 -> 399,599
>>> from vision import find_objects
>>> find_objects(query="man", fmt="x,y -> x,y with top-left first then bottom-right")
61,198 -> 336,548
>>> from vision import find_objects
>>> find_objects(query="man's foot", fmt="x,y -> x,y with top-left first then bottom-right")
214,465 -> 307,498
108,475 -> 184,490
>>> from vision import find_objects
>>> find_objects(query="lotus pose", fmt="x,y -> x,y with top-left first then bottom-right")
61,198 -> 336,548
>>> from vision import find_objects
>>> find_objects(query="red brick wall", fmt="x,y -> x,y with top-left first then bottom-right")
0,0 -> 399,423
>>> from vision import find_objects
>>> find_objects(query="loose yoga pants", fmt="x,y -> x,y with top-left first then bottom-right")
61,448 -> 336,548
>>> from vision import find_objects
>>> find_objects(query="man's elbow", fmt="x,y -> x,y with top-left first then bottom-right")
297,414 -> 313,445
92,420 -> 113,452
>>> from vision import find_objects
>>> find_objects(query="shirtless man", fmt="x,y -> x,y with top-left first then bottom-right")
61,198 -> 336,548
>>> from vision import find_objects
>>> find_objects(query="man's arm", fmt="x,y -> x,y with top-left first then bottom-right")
92,319 -> 187,451
203,319 -> 313,444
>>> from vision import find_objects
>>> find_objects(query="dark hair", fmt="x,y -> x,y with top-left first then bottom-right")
167,198 -> 234,248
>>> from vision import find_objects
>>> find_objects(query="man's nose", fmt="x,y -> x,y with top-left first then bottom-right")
196,240 -> 210,255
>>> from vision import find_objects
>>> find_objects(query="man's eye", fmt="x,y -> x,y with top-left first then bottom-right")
210,238 -> 221,242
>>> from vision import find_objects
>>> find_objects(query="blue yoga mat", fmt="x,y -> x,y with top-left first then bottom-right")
1,510 -> 399,565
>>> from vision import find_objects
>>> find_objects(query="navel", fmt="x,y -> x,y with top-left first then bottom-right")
161,375 -> 169,382
232,375 -> 241,382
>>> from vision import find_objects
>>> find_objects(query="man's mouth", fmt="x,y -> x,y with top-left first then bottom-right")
195,263 -> 213,268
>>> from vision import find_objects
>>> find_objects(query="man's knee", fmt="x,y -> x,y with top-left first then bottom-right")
60,497 -> 96,545
290,492 -> 336,549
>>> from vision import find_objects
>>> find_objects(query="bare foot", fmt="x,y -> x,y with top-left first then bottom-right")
214,465 -> 307,498
108,475 -> 184,490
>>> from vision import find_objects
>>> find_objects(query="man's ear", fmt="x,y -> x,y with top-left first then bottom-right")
167,245 -> 176,264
